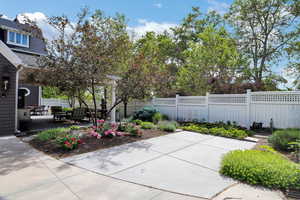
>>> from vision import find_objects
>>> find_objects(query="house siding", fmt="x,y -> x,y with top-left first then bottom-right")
0,54 -> 17,136
19,83 -> 40,107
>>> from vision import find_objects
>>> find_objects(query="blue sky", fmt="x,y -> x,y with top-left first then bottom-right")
1,0 -> 293,88
2,0 -> 232,26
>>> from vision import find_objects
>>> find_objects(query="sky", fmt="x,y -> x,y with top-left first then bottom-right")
0,0 -> 294,88
1,0 -> 233,37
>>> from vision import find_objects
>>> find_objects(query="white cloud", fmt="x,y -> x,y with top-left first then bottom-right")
16,12 -> 59,41
0,14 -> 12,20
13,12 -> 177,41
153,3 -> 163,8
128,19 -> 177,39
206,0 -> 230,15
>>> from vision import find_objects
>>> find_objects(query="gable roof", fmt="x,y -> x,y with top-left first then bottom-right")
0,40 -> 23,68
0,18 -> 47,56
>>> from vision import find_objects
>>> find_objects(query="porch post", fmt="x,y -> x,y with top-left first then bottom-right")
111,80 -> 116,123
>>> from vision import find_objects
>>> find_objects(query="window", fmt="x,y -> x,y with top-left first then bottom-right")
7,31 -> 29,47
8,31 -> 15,43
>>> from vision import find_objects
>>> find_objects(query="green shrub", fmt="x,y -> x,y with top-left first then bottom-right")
181,124 -> 247,139
220,149 -> 300,190
141,122 -> 155,129
129,126 -> 143,137
69,126 -> 81,130
257,145 -> 278,154
132,119 -> 143,125
55,134 -> 82,150
36,128 -> 69,141
158,121 -> 176,132
268,129 -> 300,151
162,114 -> 169,121
152,112 -> 163,124
133,107 -> 157,122
62,107 -> 73,112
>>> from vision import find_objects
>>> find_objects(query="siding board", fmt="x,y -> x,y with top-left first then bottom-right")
0,54 -> 17,135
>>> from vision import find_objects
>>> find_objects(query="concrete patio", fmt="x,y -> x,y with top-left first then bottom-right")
0,133 -> 285,200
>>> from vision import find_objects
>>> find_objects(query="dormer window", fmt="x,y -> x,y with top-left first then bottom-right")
7,30 -> 29,48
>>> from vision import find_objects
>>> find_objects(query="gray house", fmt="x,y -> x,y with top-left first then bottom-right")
0,17 -> 47,135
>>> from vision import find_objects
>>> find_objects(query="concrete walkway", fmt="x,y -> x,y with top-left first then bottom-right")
0,133 -> 285,200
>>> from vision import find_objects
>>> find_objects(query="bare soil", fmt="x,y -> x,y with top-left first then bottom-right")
28,129 -> 172,159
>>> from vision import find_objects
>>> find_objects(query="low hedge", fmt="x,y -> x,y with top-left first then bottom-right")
158,121 -> 177,132
268,129 -> 300,151
140,122 -> 155,129
36,128 -> 70,141
182,124 -> 248,139
220,148 -> 300,190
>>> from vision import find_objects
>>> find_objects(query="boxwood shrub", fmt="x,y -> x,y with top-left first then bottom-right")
36,128 -> 69,141
158,121 -> 177,132
220,148 -> 300,190
141,122 -> 155,129
268,129 -> 300,151
181,124 -> 248,139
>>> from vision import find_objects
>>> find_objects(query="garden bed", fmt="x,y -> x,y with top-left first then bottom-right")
28,127 -> 172,159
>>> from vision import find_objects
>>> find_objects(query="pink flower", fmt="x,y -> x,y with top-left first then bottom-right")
116,132 -> 124,136
96,135 -> 102,139
91,126 -> 97,130
110,123 -> 117,128
97,119 -> 105,124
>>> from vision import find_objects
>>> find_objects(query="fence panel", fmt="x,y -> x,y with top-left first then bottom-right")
118,101 -> 151,119
208,94 -> 248,127
41,98 -> 70,108
152,98 -> 177,120
151,91 -> 300,129
250,92 -> 300,128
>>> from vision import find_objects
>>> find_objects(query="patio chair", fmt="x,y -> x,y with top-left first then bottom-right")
51,106 -> 66,121
69,108 -> 86,122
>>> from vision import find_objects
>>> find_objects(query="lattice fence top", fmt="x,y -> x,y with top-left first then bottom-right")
154,98 -> 176,105
178,96 -> 206,105
251,92 -> 300,104
209,94 -> 247,104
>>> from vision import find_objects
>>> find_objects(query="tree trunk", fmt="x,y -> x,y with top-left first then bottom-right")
124,100 -> 128,118
91,79 -> 97,126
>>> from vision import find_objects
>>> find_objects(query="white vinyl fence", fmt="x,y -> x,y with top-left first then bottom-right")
153,90 -> 300,129
41,98 -> 70,108
117,101 -> 152,120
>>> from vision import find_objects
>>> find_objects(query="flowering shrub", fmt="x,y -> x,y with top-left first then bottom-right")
128,125 -> 143,137
89,119 -> 124,139
56,134 -> 83,150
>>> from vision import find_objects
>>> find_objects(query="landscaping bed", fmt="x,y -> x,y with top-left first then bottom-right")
220,128 -> 300,197
27,117 -> 177,159
180,121 -> 253,139
29,128 -> 170,159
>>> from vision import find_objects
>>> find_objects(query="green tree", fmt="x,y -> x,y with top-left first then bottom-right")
135,32 -> 178,97
226,0 -> 300,89
286,40 -> 300,89
177,26 -> 246,95
172,7 -> 224,63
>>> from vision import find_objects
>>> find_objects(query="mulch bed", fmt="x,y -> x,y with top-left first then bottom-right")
28,129 -> 172,159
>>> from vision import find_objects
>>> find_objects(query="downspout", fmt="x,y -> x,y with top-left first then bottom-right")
15,65 -> 23,134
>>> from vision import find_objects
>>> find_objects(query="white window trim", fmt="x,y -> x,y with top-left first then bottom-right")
6,30 -> 30,48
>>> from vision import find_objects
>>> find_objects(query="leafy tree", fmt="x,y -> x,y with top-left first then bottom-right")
134,32 -> 178,97
33,9 -> 130,125
177,26 -> 246,95
226,0 -> 300,89
172,7 -> 224,63
286,40 -> 300,89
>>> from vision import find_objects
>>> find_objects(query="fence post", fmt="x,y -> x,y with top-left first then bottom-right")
206,92 -> 210,122
246,89 -> 251,129
175,94 -> 179,121
152,97 -> 156,108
